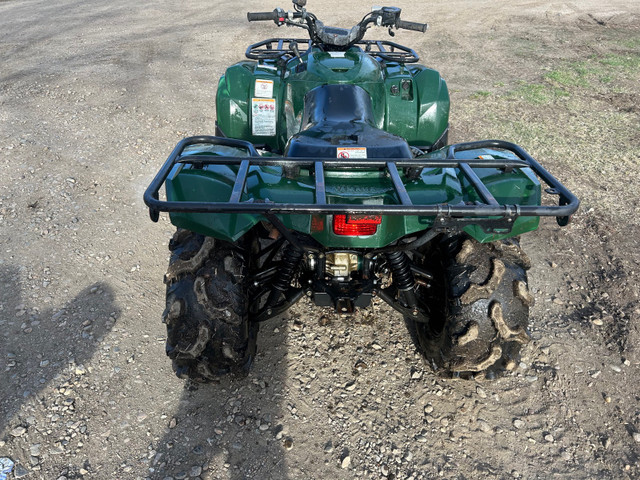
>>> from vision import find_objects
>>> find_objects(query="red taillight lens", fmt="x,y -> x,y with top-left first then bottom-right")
333,214 -> 382,236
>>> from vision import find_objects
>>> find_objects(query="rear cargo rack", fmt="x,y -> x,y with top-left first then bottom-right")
144,136 -> 579,229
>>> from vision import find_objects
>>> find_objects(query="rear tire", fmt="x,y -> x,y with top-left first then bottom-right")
163,229 -> 257,382
415,236 -> 533,378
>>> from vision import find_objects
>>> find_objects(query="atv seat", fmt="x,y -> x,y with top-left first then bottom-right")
285,84 -> 412,159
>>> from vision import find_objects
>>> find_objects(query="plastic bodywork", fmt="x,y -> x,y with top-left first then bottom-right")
166,144 -> 541,248
216,47 -> 450,152
169,43 -> 539,248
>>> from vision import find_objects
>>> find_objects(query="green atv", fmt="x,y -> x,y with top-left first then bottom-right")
144,1 -> 579,381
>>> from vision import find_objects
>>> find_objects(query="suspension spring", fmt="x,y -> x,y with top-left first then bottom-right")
266,243 -> 304,307
385,251 -> 417,308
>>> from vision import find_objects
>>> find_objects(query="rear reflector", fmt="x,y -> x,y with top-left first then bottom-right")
333,214 -> 382,236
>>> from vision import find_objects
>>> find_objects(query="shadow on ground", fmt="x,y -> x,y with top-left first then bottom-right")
152,314 -> 291,480
0,264 -> 120,462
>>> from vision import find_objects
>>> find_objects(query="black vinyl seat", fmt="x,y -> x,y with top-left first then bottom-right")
285,84 -> 412,159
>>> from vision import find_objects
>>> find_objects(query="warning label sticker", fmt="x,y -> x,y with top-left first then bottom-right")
337,147 -> 367,159
254,79 -> 274,98
251,98 -> 277,136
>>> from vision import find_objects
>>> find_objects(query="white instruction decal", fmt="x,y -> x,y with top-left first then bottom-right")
254,79 -> 274,98
337,147 -> 367,159
251,98 -> 277,136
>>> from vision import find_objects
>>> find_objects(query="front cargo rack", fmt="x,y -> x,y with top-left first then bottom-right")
144,136 -> 579,229
245,38 -> 419,63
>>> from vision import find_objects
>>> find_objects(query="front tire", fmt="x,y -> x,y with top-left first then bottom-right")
415,237 -> 533,377
163,229 -> 257,382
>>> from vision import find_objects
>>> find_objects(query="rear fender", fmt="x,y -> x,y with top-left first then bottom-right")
165,145 -> 542,247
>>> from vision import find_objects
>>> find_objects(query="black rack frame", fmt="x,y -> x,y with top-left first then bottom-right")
245,38 -> 419,63
144,136 -> 579,232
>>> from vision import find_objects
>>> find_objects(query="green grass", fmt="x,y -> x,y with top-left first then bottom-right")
599,53 -> 640,70
512,82 -> 567,104
616,37 -> 640,50
506,49 -> 639,105
470,90 -> 491,99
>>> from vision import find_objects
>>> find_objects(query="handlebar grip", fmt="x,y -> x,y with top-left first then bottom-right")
397,19 -> 428,33
247,11 -> 278,22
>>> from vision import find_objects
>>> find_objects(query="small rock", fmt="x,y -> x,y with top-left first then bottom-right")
525,375 -> 538,382
283,438 -> 293,450
169,417 -> 177,429
476,387 -> 487,399
477,420 -> 492,433
411,370 -> 422,380
14,464 -> 29,478
632,432 -> 640,443
29,444 -> 41,457
424,405 -> 434,414
192,445 -> 204,455
10,426 -> 27,437
341,456 -> 351,469
324,440 -> 334,453
592,319 -> 604,326
190,465 -> 202,477
49,446 -> 64,455
544,434 -> 554,443
610,365 -> 622,373
513,419 -> 525,429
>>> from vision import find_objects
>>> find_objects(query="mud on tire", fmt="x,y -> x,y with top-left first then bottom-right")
163,229 -> 257,382
415,236 -> 533,377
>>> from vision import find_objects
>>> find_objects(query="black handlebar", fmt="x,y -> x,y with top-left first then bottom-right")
247,4 -> 428,49
247,11 -> 279,22
396,19 -> 428,33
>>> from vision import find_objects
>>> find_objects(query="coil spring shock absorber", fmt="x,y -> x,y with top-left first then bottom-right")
385,251 -> 417,309
266,243 -> 304,307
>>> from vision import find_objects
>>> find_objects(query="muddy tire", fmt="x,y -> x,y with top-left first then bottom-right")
162,229 -> 257,382
415,237 -> 533,378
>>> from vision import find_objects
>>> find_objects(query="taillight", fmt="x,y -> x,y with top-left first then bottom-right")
333,214 -> 382,236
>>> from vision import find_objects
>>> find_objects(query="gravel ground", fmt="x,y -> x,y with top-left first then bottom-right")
1,0 -> 639,479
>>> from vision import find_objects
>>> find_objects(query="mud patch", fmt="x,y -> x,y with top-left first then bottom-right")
461,259 -> 506,304
595,92 -> 640,114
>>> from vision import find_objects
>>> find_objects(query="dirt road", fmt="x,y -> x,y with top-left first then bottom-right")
1,0 -> 639,479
